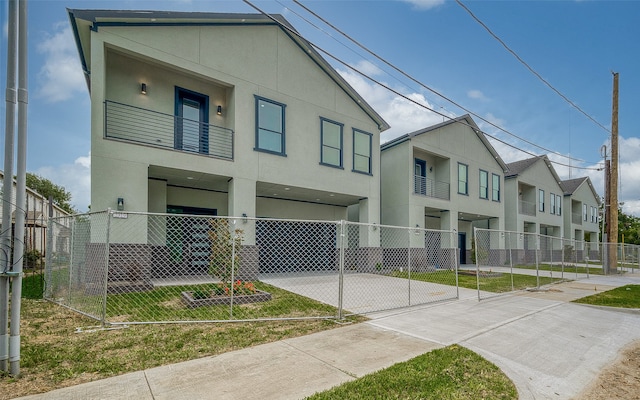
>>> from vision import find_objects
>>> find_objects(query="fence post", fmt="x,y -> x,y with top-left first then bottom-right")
230,219 -> 236,320
67,217 -> 75,307
535,234 -> 540,289
454,230 -> 459,299
474,228 -> 480,301
101,210 -> 112,327
337,220 -> 345,320
44,216 -> 54,299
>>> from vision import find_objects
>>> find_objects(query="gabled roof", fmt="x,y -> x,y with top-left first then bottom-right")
67,9 -> 390,132
560,176 -> 601,204
505,155 -> 563,187
381,114 -> 508,172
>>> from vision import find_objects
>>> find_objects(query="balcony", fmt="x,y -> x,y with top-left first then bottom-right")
413,175 -> 450,200
518,199 -> 536,216
572,212 -> 583,225
105,100 -> 234,160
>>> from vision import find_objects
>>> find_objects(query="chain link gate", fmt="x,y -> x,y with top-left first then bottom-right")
45,211 -> 460,324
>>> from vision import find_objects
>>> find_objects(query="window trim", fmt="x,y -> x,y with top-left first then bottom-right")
539,189 -> 545,212
550,192 -> 556,215
556,194 -> 562,215
352,128 -> 373,175
254,95 -> 286,156
319,117 -> 344,169
457,163 -> 469,195
583,203 -> 588,221
479,169 -> 488,200
492,173 -> 500,202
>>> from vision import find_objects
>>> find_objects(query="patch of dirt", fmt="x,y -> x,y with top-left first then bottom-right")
576,339 -> 640,399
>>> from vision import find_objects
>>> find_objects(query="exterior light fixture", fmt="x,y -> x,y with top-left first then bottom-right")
141,83 -> 147,94
117,197 -> 124,211
217,105 -> 222,115
242,213 -> 248,223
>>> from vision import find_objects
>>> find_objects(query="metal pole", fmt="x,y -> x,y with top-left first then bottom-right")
102,210 -> 112,327
0,0 -> 18,373
9,0 -> 28,376
337,221 -> 345,320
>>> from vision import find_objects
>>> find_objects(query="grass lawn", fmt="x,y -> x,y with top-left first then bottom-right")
392,270 -> 563,293
513,263 -> 604,275
306,344 -> 517,400
573,285 -> 640,308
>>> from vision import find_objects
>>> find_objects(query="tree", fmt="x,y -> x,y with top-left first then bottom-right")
617,208 -> 640,245
25,173 -> 75,214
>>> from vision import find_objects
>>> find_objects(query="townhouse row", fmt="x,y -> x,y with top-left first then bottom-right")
68,9 -> 600,268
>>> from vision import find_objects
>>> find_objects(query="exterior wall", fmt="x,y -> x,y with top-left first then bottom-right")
88,24 -> 382,225
381,143 -> 411,227
563,181 -> 600,241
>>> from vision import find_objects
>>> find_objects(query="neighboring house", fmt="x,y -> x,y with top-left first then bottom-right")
381,115 -> 508,264
0,171 -> 70,263
560,177 -> 601,245
68,10 -> 388,276
504,155 -> 565,237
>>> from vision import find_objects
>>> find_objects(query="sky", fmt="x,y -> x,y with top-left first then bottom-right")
1,0 -> 639,216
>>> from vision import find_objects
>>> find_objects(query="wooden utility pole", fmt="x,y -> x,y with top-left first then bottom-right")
608,72 -> 619,273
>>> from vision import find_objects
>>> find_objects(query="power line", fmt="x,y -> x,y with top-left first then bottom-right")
286,0 -> 591,164
242,0 -> 601,171
455,0 -> 611,135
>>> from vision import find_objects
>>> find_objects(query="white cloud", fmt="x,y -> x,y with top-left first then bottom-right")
337,64 -> 447,142
399,0 -> 446,11
468,89 -> 489,101
34,153 -> 91,212
36,22 -> 86,103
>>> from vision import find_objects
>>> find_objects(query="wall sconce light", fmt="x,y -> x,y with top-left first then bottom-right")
242,213 -> 247,223
372,222 -> 377,231
141,83 -> 147,95
117,197 -> 124,211
429,166 -> 433,172
217,105 -> 222,115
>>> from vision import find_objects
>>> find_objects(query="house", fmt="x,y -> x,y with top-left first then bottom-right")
380,115 -> 508,264
68,9 -> 388,276
0,171 -> 70,264
560,177 -> 601,255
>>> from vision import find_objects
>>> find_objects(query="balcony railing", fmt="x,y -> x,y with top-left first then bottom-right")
518,199 -> 536,216
105,100 -> 234,160
413,175 -> 450,200
572,212 -> 583,225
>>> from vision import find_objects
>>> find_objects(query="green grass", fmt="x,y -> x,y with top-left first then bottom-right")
573,285 -> 640,308
306,344 -> 517,400
21,273 -> 45,299
391,270 -> 562,293
513,263 -> 604,275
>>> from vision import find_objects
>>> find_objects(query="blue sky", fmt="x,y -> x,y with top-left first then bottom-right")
1,0 -> 639,215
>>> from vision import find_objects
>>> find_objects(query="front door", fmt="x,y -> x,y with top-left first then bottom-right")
414,158 -> 426,195
167,205 -> 217,275
458,232 -> 466,265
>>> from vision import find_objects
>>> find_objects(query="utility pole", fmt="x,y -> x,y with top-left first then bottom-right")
608,72 -> 619,273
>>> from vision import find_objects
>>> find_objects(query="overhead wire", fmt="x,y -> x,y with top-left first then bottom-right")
455,0 -> 611,136
242,0 -> 602,171
285,0 -> 587,164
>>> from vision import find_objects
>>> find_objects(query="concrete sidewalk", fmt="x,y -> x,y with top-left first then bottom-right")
16,273 -> 640,400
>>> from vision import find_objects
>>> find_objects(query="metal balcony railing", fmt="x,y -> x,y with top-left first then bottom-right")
413,175 -> 450,200
104,100 -> 234,160
572,212 -> 583,225
518,199 -> 536,216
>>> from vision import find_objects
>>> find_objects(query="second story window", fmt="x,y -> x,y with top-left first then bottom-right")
479,170 -> 488,199
556,194 -> 562,215
458,163 -> 468,195
539,189 -> 545,212
255,96 -> 286,155
353,129 -> 372,175
492,173 -> 500,202
320,118 -> 343,168
550,192 -> 556,214
591,206 -> 597,223
583,204 -> 588,221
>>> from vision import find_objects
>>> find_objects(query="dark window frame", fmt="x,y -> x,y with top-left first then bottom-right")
320,117 -> 344,169
254,95 -> 286,156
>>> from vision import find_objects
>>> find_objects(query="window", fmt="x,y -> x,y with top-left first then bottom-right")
539,189 -> 545,212
175,87 -> 209,154
550,193 -> 556,214
492,174 -> 500,202
556,194 -> 562,215
255,96 -> 286,155
591,206 -> 597,223
353,129 -> 372,174
458,163 -> 468,195
479,170 -> 488,199
320,118 -> 343,168
583,204 -> 588,221
414,159 -> 426,195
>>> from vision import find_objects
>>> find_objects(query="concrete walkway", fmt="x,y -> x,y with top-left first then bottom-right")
16,273 -> 640,400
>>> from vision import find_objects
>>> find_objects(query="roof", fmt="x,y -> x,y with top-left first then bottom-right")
67,9 -> 390,132
505,155 -> 563,188
381,114 -> 509,172
560,176 -> 601,204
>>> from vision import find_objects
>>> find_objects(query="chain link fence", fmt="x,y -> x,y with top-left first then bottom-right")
45,211 -> 459,324
473,228 -> 638,300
